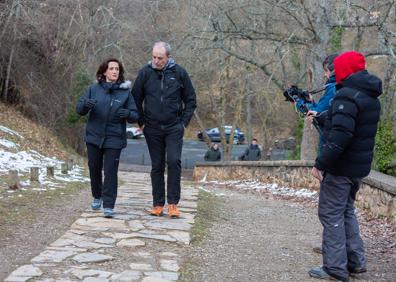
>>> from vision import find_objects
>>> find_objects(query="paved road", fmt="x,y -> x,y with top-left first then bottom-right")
120,138 -> 249,169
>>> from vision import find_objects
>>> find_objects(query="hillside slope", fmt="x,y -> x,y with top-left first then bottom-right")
0,102 -> 91,280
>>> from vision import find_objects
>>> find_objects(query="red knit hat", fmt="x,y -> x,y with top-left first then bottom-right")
334,51 -> 366,83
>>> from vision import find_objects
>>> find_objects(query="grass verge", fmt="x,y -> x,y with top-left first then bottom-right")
179,187 -> 220,281
0,181 -> 88,235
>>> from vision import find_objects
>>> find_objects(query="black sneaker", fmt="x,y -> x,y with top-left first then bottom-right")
348,266 -> 367,274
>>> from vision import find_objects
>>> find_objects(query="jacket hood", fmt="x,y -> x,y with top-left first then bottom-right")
339,70 -> 382,98
334,51 -> 366,84
100,80 -> 132,91
148,57 -> 175,70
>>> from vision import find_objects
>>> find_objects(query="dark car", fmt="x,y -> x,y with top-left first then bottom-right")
197,126 -> 245,144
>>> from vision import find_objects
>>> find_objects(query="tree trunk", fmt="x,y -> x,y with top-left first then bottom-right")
3,1 -> 19,102
245,72 -> 253,143
300,0 -> 331,160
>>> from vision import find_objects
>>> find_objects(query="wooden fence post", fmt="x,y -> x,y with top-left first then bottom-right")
8,170 -> 19,189
47,166 -> 54,178
67,158 -> 74,170
61,162 -> 68,174
30,167 -> 39,182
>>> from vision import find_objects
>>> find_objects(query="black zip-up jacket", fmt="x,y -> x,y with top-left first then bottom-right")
76,81 -> 139,149
132,62 -> 197,128
204,148 -> 221,161
314,70 -> 382,177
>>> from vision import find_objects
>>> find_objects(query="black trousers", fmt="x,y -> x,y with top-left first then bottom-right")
86,143 -> 121,209
319,173 -> 365,282
144,123 -> 184,206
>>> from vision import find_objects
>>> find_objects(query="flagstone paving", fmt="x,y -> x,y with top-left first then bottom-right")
5,171 -> 197,282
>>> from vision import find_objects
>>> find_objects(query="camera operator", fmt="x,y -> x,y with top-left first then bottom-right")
306,54 -> 338,147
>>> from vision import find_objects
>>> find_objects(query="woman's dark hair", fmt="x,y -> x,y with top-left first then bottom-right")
96,58 -> 125,83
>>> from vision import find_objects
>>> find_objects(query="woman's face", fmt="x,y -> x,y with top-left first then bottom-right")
104,61 -> 120,82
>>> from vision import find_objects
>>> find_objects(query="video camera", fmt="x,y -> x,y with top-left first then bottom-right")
283,85 -> 312,116
283,85 -> 322,134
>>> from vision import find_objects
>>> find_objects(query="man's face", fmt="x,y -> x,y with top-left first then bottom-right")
152,46 -> 169,70
252,140 -> 257,145
324,65 -> 331,79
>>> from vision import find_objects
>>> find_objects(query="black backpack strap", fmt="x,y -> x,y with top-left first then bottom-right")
172,65 -> 184,89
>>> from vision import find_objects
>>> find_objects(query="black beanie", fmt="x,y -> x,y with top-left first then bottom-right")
323,53 -> 339,72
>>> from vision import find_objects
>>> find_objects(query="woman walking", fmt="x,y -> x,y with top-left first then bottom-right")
76,58 -> 139,218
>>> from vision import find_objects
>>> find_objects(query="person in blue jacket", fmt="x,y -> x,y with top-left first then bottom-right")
307,53 -> 338,148
76,58 -> 139,218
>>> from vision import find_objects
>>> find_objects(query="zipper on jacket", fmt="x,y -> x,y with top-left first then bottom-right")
102,95 -> 114,148
160,71 -> 164,112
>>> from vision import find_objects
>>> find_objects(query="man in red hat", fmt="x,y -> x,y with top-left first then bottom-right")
308,51 -> 382,282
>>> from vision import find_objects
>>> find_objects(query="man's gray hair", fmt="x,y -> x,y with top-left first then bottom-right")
153,42 -> 171,55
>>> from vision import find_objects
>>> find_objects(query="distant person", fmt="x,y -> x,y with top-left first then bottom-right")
204,143 -> 221,161
240,138 -> 261,161
266,147 -> 272,160
308,51 -> 382,282
132,42 -> 197,218
76,58 -> 139,218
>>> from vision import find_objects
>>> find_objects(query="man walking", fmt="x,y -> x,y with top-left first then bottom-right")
309,51 -> 382,281
132,42 -> 196,218
240,138 -> 261,161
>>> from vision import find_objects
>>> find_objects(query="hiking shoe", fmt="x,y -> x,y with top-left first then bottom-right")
348,266 -> 367,274
103,208 -> 115,218
168,204 -> 180,218
147,206 -> 164,216
91,198 -> 102,210
312,246 -> 323,254
308,267 -> 339,280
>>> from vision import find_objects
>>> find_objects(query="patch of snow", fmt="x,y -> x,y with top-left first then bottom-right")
0,148 -> 89,185
203,180 -> 317,199
0,138 -> 18,149
0,125 -> 24,139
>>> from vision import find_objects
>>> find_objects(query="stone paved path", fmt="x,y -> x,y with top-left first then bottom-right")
5,171 -> 197,282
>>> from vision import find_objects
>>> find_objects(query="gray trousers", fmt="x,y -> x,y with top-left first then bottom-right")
319,172 -> 366,281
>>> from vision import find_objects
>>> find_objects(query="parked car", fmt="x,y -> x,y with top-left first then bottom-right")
126,127 -> 143,139
197,126 -> 245,144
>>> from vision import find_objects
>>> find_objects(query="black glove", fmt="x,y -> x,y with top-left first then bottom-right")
84,99 -> 96,109
118,109 -> 130,119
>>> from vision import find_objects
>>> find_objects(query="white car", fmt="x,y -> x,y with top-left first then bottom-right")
126,127 -> 143,139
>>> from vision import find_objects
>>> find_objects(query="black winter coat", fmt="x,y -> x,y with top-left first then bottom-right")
76,81 -> 139,149
132,62 -> 197,128
204,148 -> 221,161
242,145 -> 261,161
315,70 -> 382,177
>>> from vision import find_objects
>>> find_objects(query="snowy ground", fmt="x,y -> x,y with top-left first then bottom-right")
0,125 -> 89,194
199,179 -> 318,200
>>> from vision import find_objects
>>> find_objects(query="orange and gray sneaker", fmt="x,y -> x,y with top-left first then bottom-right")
168,204 -> 180,218
147,206 -> 164,216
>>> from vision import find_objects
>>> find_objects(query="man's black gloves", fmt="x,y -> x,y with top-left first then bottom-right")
84,99 -> 96,109
118,109 -> 130,119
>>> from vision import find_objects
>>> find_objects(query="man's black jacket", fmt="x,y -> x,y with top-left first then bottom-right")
315,70 -> 382,177
132,61 -> 197,128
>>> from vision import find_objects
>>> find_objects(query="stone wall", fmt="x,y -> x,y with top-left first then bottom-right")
193,161 -> 396,221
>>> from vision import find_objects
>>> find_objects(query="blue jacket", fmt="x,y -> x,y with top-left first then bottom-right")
76,81 -> 139,149
307,75 -> 336,113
